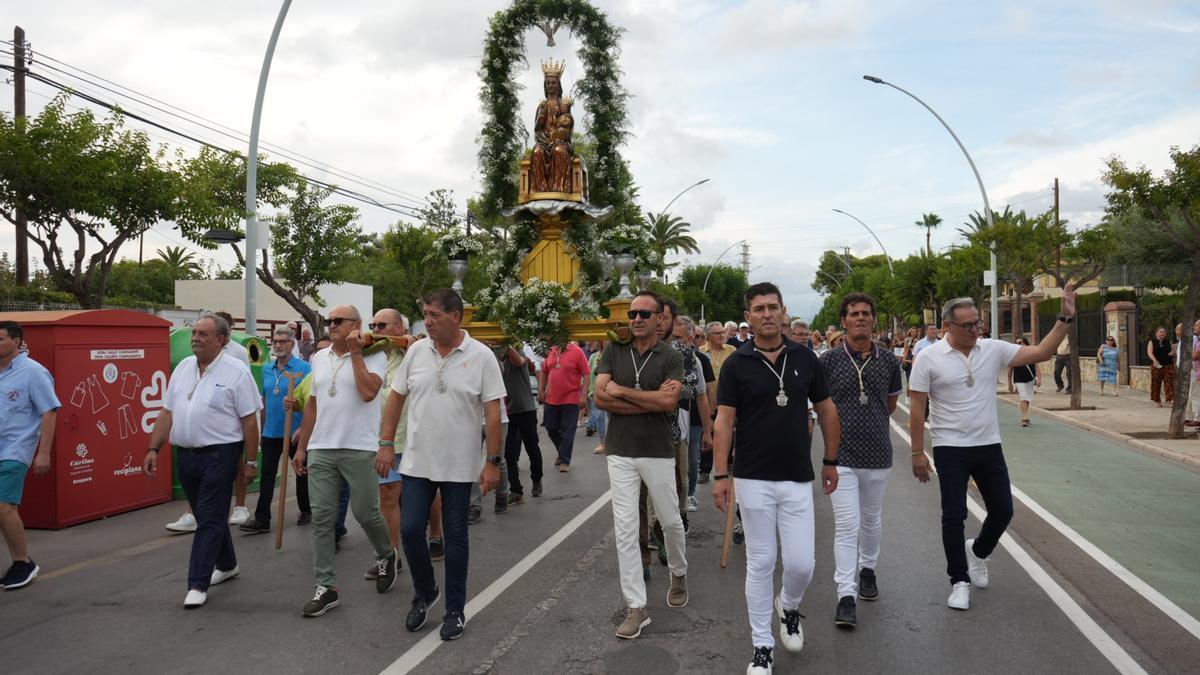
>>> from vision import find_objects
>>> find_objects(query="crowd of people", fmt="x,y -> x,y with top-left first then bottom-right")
7,277 -> 1200,674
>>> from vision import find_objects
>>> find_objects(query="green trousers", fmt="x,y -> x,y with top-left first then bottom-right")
309,448 -> 392,588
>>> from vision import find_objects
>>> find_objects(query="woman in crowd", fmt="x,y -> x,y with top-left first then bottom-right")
1008,336 -> 1040,426
1097,336 -> 1120,396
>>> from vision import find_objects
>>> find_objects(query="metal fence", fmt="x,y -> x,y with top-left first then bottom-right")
1039,309 -> 1104,355
0,299 -> 158,314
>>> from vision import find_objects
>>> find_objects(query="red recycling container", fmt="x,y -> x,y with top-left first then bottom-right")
1,310 -> 174,529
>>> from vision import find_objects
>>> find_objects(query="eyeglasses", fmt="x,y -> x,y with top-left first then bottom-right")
367,322 -> 391,331
328,317 -> 355,327
271,339 -> 293,346
627,309 -> 657,320
948,320 -> 984,332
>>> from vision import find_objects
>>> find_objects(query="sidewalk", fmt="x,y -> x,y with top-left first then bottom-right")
997,378 -> 1200,469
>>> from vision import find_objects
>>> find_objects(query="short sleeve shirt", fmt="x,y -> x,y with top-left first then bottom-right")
307,347 -> 389,452
688,352 -> 716,426
819,343 -> 903,469
544,343 -> 589,405
597,340 -> 684,459
501,351 -> 537,415
261,357 -> 311,438
717,338 -> 829,483
908,338 -> 1021,447
164,353 -> 261,448
392,332 -> 506,482
0,353 -> 62,465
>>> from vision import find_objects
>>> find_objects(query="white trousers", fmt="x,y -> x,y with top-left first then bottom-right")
736,477 -> 815,649
608,455 -> 687,608
830,466 -> 891,598
1188,376 -> 1200,421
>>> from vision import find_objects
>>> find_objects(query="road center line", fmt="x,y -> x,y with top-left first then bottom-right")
890,415 -> 1147,675
380,489 -> 614,675
896,399 -> 1200,641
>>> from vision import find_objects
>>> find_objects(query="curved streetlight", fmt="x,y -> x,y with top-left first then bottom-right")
816,269 -> 843,289
831,209 -> 894,277
863,74 -> 999,337
661,178 -> 711,215
243,0 -> 293,336
699,238 -> 747,325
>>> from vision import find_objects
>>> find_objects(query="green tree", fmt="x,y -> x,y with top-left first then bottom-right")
1103,143 -> 1200,438
419,189 -> 463,232
155,246 -> 205,279
916,212 -> 943,256
675,264 -> 748,324
0,96 -> 178,307
933,245 -> 990,310
106,259 -> 178,305
645,211 -> 700,279
964,208 -> 1059,338
172,145 -> 297,245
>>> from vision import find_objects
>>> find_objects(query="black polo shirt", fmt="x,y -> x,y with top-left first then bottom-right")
717,337 -> 830,483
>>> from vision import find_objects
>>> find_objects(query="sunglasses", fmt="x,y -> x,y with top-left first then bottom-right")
367,322 -> 391,331
328,317 -> 355,327
627,309 -> 657,320
948,320 -> 984,332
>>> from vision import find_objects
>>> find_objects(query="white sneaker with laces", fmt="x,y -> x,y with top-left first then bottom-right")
166,512 -> 197,533
947,581 -> 970,610
966,539 -> 989,588
211,565 -> 240,586
686,496 -> 699,512
229,506 -> 251,526
184,589 -> 207,608
774,594 -> 804,653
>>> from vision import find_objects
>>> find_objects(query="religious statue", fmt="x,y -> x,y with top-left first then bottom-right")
521,60 -> 586,202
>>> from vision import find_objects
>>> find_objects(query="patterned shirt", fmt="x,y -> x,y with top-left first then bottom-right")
819,342 -> 903,469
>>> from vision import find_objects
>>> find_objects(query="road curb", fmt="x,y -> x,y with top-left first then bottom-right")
998,396 -> 1200,470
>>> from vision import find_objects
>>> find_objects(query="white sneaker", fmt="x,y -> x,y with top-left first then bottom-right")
229,506 -> 251,526
947,581 -> 970,610
166,512 -> 197,533
183,589 -> 207,608
686,496 -> 699,512
966,539 -> 989,588
774,594 -> 804,653
210,565 -> 240,586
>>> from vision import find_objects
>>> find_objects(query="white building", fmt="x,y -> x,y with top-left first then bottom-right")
173,280 -> 373,333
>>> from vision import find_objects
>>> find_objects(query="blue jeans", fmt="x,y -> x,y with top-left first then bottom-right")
400,475 -> 473,613
176,442 -> 241,591
687,425 -> 703,496
543,403 -> 580,465
932,443 -> 1014,584
587,399 -> 607,440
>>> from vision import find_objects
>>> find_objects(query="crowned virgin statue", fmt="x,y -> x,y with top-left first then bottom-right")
526,60 -> 581,198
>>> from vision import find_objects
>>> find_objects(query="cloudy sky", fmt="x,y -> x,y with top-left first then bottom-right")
3,1 -> 1198,319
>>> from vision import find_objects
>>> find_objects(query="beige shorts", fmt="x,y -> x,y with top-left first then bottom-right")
1016,381 -> 1036,402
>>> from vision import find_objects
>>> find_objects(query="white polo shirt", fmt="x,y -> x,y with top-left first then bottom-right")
908,338 -> 1021,447
222,339 -> 252,367
164,353 -> 261,448
392,331 -> 506,483
308,347 -> 389,451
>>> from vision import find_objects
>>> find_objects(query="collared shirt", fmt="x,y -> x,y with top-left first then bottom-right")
392,332 -> 506,483
544,342 -> 589,405
222,340 -> 251,367
0,353 -> 61,465
908,338 -> 1021,447
261,356 -> 311,439
912,336 -> 938,359
717,337 -> 829,483
502,348 -> 537,415
307,347 -> 389,452
597,339 -> 684,459
700,342 -> 737,390
386,347 -> 410,453
163,353 -> 261,448
820,342 -> 903,469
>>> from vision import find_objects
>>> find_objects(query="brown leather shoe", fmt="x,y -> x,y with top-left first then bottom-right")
615,607 -> 650,639
667,573 -> 688,608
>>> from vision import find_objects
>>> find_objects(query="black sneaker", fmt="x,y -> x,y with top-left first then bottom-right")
406,589 -> 441,632
681,512 -> 690,535
1,559 -> 39,589
835,595 -> 857,629
440,609 -> 466,641
376,549 -> 399,594
296,511 -> 312,525
468,506 -> 482,525
698,472 -> 710,485
494,496 -> 508,514
531,481 -> 543,498
732,521 -> 745,546
642,564 -> 651,581
429,538 -> 445,562
858,568 -> 879,601
508,492 -> 526,506
585,427 -> 595,437
747,646 -> 774,674
238,518 -> 270,534
302,585 -> 340,617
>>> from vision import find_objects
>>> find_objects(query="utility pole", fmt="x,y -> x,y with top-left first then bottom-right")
739,242 -> 751,275
12,26 -> 29,286
1053,177 -> 1061,276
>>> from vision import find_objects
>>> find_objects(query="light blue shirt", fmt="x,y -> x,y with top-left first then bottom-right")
0,353 -> 62,465
261,356 -> 311,438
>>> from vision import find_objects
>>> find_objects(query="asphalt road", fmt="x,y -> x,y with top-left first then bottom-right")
5,403 -> 1199,674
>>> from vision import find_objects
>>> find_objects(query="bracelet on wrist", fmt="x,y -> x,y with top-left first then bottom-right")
146,448 -> 159,454
378,440 -> 395,447
821,458 -> 838,467
911,451 -> 925,457
712,473 -> 730,481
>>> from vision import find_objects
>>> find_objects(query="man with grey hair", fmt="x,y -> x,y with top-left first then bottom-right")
909,287 -> 1076,611
700,321 -> 736,485
790,319 -> 811,347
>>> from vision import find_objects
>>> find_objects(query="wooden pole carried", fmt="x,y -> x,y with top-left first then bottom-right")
720,479 -> 737,569
275,371 -> 304,550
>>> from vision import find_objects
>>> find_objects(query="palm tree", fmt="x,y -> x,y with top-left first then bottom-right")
916,213 -> 943,256
646,210 -> 701,279
156,246 -> 205,279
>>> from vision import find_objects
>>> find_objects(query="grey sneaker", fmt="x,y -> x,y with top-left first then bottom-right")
302,585 -> 340,617
615,607 -> 651,639
376,549 -> 399,594
667,574 -> 688,608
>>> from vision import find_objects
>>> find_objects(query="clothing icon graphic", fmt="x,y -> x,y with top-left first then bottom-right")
96,420 -> 109,436
120,372 -> 141,400
87,374 -> 110,413
117,404 -> 136,440
70,381 -> 87,408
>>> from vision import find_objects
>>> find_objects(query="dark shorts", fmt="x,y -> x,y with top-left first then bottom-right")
0,460 -> 31,505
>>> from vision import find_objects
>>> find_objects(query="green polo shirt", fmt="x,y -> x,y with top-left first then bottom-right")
596,339 -> 684,459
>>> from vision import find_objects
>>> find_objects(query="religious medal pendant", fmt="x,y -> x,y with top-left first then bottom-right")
776,389 -> 788,407
859,392 -> 868,405
635,378 -> 642,391
328,386 -> 338,398
273,386 -> 281,395
437,380 -> 448,394
967,373 -> 975,387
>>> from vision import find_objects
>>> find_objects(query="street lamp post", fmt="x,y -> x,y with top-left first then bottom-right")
243,0 -> 293,337
700,238 -> 747,325
863,75 -> 999,339
661,178 -> 710,216
831,209 -> 895,276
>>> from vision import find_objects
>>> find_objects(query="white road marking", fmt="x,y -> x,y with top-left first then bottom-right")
897,399 -> 1200,640
890,413 -> 1147,675
380,490 -> 613,675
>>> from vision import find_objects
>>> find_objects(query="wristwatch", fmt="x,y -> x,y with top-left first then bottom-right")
822,458 -> 838,466
486,455 -> 503,466
1057,315 -> 1074,324
245,459 -> 258,468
